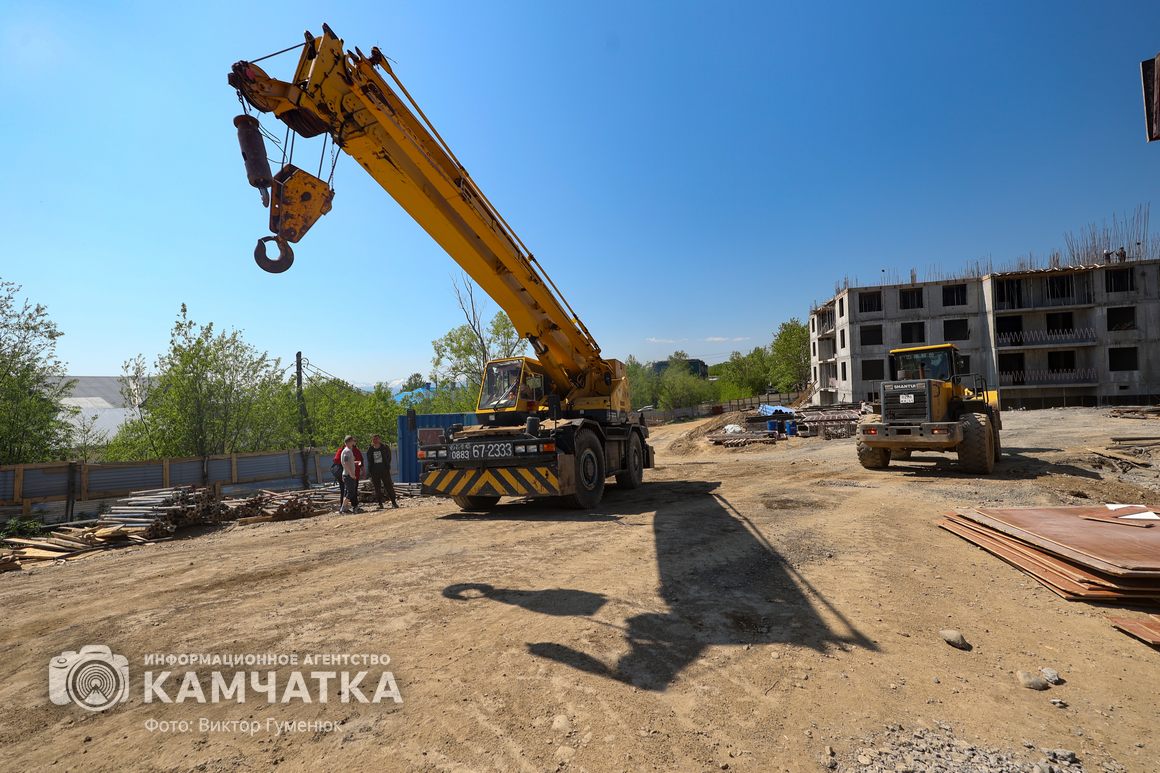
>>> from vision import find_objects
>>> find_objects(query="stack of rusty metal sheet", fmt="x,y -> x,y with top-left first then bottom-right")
938,505 -> 1160,603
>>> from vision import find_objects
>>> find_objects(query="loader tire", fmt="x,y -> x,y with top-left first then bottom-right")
958,412 -> 995,474
856,414 -> 891,469
452,495 -> 500,512
615,433 -> 645,490
564,429 -> 605,509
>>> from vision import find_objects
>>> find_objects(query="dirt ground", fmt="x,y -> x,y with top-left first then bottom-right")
1,407 -> 1158,772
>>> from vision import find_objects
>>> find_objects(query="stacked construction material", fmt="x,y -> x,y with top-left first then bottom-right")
939,505 -> 1160,603
227,489 -> 340,525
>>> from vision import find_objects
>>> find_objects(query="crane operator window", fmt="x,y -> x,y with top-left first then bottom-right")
480,360 -> 526,410
891,350 -> 952,382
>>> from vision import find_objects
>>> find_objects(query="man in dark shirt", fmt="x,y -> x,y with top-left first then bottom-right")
367,434 -> 399,509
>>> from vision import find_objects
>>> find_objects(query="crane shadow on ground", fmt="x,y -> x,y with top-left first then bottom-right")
442,480 -> 877,692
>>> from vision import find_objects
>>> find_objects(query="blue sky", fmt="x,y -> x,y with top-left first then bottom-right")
2,1 -> 1158,385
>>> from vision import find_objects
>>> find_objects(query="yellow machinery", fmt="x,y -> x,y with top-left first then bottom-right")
228,25 -> 652,509
855,343 -> 1002,473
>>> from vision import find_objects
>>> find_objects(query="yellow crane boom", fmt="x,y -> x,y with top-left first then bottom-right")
228,24 -> 651,510
229,24 -> 612,406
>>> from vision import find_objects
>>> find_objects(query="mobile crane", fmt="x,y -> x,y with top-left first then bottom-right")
228,24 -> 653,510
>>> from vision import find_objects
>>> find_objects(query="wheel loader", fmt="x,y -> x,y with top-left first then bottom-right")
855,343 -> 1001,474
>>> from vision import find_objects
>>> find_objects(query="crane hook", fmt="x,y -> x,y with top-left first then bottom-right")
254,236 -> 294,273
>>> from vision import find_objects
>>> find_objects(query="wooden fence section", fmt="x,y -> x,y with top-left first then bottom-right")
0,449 -> 339,514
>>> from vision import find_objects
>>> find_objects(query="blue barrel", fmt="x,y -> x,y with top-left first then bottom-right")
766,420 -> 778,432
786,421 -> 798,436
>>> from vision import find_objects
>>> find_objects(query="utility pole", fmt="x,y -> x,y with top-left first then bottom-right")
296,351 -> 311,488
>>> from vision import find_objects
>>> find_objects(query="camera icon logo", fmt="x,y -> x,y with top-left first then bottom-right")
48,645 -> 130,712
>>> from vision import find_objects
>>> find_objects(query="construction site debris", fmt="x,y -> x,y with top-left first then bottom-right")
1107,406 -> 1160,420
938,505 -> 1160,604
0,481 -> 422,571
794,407 -> 860,439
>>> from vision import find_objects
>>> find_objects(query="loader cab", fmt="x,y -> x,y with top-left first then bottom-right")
476,357 -> 547,415
888,344 -> 960,383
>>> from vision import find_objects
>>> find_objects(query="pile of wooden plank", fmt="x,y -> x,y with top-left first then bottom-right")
939,505 -> 1160,603
228,490 -> 340,525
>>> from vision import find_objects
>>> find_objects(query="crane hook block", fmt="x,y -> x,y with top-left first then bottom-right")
234,114 -> 274,205
254,236 -> 294,273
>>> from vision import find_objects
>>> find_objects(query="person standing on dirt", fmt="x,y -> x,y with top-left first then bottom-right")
339,435 -> 362,514
367,434 -> 399,509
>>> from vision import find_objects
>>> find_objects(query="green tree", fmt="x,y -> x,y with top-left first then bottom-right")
769,318 -> 810,392
106,305 -> 293,460
399,372 -> 426,392
658,350 -> 716,409
624,355 -> 659,409
717,347 -> 771,399
304,379 -> 403,450
430,275 -> 526,395
0,280 -> 75,464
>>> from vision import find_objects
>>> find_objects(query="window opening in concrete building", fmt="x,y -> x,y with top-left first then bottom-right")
840,329 -> 846,349
899,287 -> 924,309
996,279 -> 1024,308
996,314 -> 1023,346
812,341 -> 816,356
1046,274 -> 1074,301
858,291 -> 882,313
1047,350 -> 1076,373
1109,347 -> 1138,371
998,352 -> 1025,385
942,283 -> 967,307
900,321 -> 925,344
943,318 -> 969,341
1105,269 -> 1135,293
811,317 -> 815,331
838,297 -> 845,317
861,358 -> 885,381
840,362 -> 847,381
1045,311 -> 1073,333
1107,306 -> 1136,331
860,324 -> 883,346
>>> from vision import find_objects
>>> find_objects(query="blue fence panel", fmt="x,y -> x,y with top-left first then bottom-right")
21,466 -> 70,498
396,413 -> 480,483
237,453 -> 292,481
169,459 -> 204,486
87,464 -> 163,497
206,458 -> 232,486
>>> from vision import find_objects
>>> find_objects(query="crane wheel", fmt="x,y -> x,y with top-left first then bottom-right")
958,412 -> 995,474
254,236 -> 294,273
615,433 -> 644,489
564,429 -> 605,509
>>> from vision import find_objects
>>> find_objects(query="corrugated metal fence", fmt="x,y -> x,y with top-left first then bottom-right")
0,447 -> 399,514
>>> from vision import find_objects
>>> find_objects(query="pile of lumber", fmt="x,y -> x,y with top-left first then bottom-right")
939,505 -> 1160,603
228,490 -> 339,525
706,431 -> 777,448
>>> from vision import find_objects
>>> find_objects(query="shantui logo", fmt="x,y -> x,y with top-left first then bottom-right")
49,645 -> 131,712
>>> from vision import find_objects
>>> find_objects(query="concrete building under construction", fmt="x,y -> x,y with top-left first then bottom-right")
808,257 -> 1160,409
